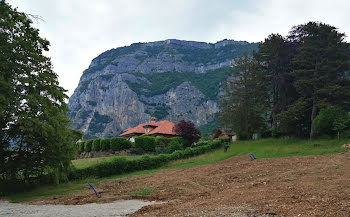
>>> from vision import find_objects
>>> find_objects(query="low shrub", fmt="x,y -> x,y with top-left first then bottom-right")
75,141 -> 85,153
130,147 -> 146,155
135,136 -> 156,152
79,141 -> 85,152
218,137 -> 231,144
339,129 -> 350,139
314,106 -> 350,138
110,137 -> 132,151
122,139 -> 132,149
84,140 -> 93,152
100,139 -> 111,151
155,136 -> 169,147
192,141 -> 209,148
69,137 -> 227,180
167,137 -> 185,153
155,146 -> 167,154
155,136 -> 169,154
92,139 -> 101,151
209,138 -> 230,149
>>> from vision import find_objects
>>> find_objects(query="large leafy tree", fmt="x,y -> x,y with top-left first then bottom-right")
220,53 -> 269,139
280,22 -> 350,138
0,1 -> 82,187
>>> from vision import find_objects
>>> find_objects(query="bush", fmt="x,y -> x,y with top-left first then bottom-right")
79,141 -> 85,152
192,141 -> 209,147
131,147 -> 146,155
167,137 -> 185,153
218,137 -> 231,144
135,136 -> 156,152
339,129 -> 350,139
314,106 -> 350,138
110,137 -> 132,151
84,140 -> 93,152
100,139 -> 111,151
155,136 -> 169,147
174,120 -> 201,146
155,146 -> 167,154
210,138 -> 229,149
92,139 -> 101,151
155,136 -> 169,154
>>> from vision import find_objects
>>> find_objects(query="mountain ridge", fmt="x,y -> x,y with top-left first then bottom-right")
68,39 -> 259,139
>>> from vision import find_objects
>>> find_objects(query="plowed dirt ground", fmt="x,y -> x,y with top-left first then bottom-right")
38,152 -> 350,216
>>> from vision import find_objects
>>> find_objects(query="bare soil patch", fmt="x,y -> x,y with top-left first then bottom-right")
37,152 -> 350,216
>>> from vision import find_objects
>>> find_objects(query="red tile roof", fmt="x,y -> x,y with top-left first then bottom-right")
120,120 -> 178,137
147,120 -> 177,136
119,124 -> 148,136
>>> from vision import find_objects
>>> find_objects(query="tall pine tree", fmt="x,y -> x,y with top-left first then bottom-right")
253,34 -> 296,129
281,22 -> 350,138
220,54 -> 269,139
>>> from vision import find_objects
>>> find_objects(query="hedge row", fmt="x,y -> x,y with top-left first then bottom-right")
167,137 -> 186,153
78,136 -> 189,154
134,136 -> 187,153
135,136 -> 156,152
69,138 -> 230,180
78,137 -> 132,152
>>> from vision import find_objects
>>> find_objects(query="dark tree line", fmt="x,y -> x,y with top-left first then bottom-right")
220,22 -> 350,139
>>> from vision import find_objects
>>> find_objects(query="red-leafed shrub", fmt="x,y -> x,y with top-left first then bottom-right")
174,120 -> 201,147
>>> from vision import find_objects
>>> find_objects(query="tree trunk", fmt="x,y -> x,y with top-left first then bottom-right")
309,100 -> 317,139
271,88 -> 278,129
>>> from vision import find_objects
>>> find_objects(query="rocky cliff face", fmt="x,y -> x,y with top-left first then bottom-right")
68,39 -> 258,139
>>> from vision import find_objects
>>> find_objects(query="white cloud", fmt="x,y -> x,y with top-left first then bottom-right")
8,0 -> 350,96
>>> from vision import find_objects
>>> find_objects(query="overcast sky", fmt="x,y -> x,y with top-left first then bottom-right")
8,0 -> 350,96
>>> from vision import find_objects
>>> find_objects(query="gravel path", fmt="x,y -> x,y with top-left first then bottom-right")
0,200 -> 158,217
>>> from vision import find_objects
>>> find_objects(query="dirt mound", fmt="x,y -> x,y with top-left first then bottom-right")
40,152 -> 350,216
342,143 -> 350,149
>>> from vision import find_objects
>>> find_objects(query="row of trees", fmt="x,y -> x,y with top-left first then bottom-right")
0,1 -> 82,188
220,22 -> 350,139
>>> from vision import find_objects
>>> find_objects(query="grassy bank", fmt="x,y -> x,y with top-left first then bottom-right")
7,138 -> 347,202
167,138 -> 347,168
72,155 -> 143,169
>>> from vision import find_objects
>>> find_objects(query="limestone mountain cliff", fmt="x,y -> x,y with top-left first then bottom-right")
68,39 -> 258,139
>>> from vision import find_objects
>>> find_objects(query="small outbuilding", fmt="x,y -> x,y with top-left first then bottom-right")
214,128 -> 236,142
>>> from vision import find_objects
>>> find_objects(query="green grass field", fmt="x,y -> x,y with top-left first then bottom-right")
166,138 -> 347,169
72,155 -> 143,169
7,138 -> 348,202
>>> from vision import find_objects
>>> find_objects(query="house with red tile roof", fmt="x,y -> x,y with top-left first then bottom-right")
120,117 -> 179,138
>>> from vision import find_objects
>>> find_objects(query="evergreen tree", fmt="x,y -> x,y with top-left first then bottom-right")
0,1 -> 82,187
220,53 -> 269,139
281,22 -> 350,138
253,34 -> 296,128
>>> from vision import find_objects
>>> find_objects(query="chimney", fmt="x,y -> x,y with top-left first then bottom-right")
151,117 -> 156,123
